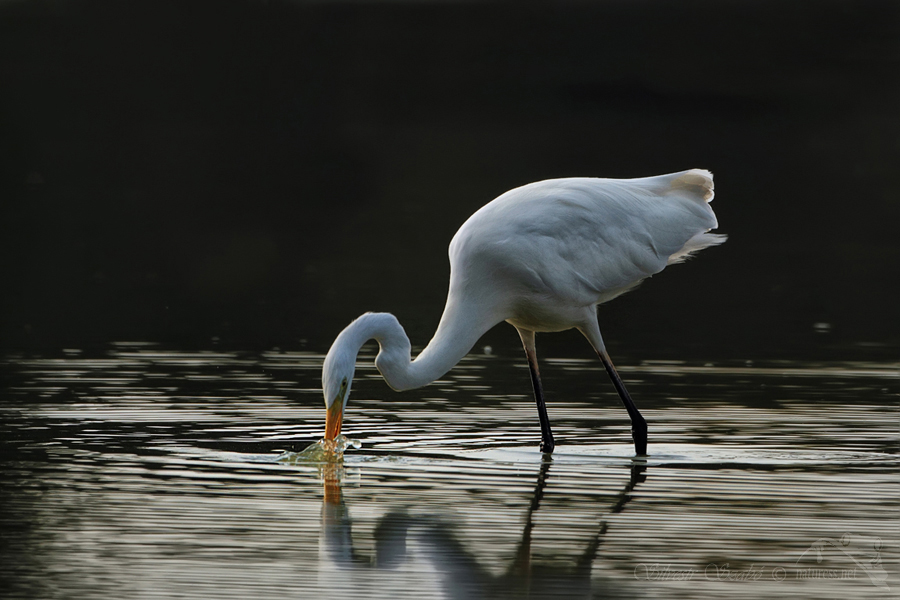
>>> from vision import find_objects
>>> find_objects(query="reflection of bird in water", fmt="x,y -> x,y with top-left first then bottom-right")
323,170 -> 725,455
319,464 -> 413,573
319,459 -> 647,599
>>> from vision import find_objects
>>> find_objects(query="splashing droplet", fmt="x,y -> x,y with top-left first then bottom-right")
277,434 -> 362,464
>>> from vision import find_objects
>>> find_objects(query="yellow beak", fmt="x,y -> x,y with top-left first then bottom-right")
325,400 -> 343,440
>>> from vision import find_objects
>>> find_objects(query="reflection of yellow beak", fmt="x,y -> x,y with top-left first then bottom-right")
322,463 -> 342,505
325,400 -> 343,440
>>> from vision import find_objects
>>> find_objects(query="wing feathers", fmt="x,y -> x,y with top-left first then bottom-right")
667,232 -> 728,265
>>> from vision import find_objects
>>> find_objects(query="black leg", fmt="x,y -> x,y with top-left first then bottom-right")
596,349 -> 647,456
518,329 -> 555,453
526,352 -> 555,453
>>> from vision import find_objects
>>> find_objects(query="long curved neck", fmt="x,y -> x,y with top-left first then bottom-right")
340,299 -> 497,391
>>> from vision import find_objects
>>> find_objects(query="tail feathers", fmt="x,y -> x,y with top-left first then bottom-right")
667,232 -> 727,265
669,169 -> 715,202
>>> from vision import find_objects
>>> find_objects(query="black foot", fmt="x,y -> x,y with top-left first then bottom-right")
632,423 -> 648,456
633,439 -> 647,456
540,438 -> 555,454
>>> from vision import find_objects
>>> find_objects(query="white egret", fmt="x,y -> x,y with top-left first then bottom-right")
322,169 -> 725,455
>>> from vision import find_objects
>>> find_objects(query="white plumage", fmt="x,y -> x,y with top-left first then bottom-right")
322,169 -> 725,455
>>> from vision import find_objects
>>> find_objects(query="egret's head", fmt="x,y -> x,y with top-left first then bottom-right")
322,337 -> 356,440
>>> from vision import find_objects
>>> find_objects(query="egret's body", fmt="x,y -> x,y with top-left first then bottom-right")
323,169 -> 725,454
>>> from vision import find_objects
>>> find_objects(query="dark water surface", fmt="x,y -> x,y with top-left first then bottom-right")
1,345 -> 896,599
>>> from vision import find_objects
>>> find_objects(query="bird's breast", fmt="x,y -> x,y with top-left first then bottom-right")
504,297 -> 592,333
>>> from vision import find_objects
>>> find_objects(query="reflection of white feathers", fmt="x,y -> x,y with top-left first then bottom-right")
317,461 -> 642,598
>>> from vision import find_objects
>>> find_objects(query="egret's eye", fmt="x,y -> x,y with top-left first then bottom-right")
339,378 -> 348,394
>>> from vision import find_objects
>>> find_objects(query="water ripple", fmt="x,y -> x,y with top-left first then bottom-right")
1,348 -> 896,599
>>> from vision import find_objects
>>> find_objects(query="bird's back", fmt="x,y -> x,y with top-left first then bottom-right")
448,169 -> 725,325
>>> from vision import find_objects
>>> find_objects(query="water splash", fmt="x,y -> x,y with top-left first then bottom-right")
277,435 -> 362,464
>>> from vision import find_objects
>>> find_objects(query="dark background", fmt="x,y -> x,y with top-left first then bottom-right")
1,0 -> 898,360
